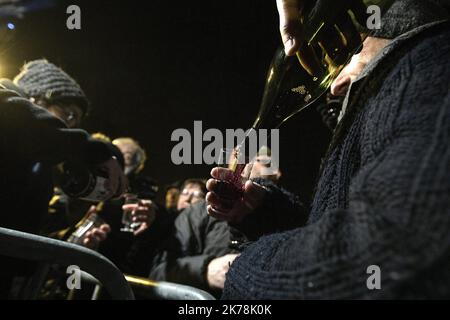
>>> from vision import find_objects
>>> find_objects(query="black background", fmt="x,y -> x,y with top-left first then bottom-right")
0,0 -> 331,204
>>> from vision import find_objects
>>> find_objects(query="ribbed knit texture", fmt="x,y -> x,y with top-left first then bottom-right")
372,0 -> 449,39
222,23 -> 450,299
13,59 -> 88,113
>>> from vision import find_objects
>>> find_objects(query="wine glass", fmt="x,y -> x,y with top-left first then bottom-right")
121,193 -> 139,233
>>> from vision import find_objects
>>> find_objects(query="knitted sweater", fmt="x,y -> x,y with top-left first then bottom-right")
222,22 -> 450,299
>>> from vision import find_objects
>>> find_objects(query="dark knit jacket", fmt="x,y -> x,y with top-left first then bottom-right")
222,22 -> 450,299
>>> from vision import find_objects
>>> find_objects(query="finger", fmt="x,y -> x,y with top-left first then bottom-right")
100,224 -> 111,233
86,205 -> 97,215
133,223 -> 148,236
92,229 -> 107,241
277,0 -> 303,55
208,178 -> 241,194
122,203 -> 139,211
330,66 -> 353,96
206,191 -> 234,213
132,205 -> 149,214
206,179 -> 226,193
132,214 -> 150,222
138,199 -> 153,207
206,178 -> 217,192
210,167 -> 234,181
207,205 -> 233,222
84,235 -> 100,248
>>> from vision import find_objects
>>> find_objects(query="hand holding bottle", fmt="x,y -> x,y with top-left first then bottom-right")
80,205 -> 111,249
278,0 -> 366,59
83,225 -> 111,249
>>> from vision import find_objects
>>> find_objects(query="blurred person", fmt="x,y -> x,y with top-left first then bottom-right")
177,179 -> 207,212
0,84 -> 126,298
125,178 -> 232,295
145,174 -> 301,295
113,137 -> 159,200
43,133 -> 124,249
4,60 -> 115,248
165,183 -> 181,215
74,137 -> 168,276
207,0 -> 450,299
12,59 -> 89,129
113,137 -> 145,175
147,198 -> 234,297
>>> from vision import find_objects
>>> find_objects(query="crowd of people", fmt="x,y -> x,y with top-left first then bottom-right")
0,57 -> 285,298
0,0 -> 449,300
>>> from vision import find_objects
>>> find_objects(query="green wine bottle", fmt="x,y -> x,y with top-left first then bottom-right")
252,0 -> 395,130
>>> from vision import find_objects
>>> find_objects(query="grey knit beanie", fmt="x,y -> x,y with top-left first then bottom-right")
373,0 -> 450,39
13,59 -> 89,114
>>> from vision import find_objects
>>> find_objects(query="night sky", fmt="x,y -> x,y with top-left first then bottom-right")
0,0 -> 331,205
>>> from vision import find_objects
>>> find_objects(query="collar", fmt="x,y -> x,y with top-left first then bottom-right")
337,20 -> 448,123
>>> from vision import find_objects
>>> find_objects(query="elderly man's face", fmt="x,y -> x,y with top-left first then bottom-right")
331,37 -> 392,97
116,142 -> 138,168
177,183 -> 205,212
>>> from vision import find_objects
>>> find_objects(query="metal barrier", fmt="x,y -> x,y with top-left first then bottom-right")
0,227 -> 134,300
79,271 -> 216,300
125,275 -> 216,300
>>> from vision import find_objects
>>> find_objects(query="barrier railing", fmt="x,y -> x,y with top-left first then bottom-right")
0,227 -> 134,300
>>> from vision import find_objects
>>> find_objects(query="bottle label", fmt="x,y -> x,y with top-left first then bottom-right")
79,176 -> 109,202
67,213 -> 104,245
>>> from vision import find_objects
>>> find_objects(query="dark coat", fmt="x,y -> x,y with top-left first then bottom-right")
149,200 -> 231,294
97,200 -> 175,277
223,22 -> 450,299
